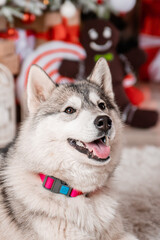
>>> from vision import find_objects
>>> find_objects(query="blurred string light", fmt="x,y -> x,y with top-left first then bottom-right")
43,0 -> 49,5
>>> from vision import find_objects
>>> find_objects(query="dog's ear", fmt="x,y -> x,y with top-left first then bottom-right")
27,65 -> 56,113
88,57 -> 114,99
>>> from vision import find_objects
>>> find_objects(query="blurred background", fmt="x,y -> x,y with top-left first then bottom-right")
0,0 -> 159,148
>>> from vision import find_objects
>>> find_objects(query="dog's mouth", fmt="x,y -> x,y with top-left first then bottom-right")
68,136 -> 110,162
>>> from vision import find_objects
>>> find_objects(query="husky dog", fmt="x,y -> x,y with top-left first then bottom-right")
0,58 -> 138,240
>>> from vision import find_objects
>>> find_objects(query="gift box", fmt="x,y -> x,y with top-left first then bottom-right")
35,10 -> 81,46
0,39 -> 15,58
44,12 -> 62,28
0,16 -> 7,31
0,54 -> 20,75
43,10 -> 80,27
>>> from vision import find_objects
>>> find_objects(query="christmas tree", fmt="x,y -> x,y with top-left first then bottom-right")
0,0 -> 136,23
0,0 -> 46,23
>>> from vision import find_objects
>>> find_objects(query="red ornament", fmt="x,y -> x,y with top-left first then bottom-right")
22,12 -> 36,24
97,0 -> 104,4
7,28 -> 18,39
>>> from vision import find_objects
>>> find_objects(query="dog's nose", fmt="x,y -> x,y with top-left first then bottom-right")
94,115 -> 112,132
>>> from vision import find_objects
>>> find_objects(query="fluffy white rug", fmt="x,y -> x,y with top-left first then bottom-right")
115,146 -> 160,240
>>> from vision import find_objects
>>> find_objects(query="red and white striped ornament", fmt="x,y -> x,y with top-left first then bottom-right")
17,41 -> 86,102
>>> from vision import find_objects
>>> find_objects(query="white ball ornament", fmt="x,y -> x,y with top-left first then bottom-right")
109,0 -> 136,13
0,0 -> 6,6
60,1 -> 77,18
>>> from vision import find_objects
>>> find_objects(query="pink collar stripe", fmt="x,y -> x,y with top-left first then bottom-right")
40,173 -> 82,198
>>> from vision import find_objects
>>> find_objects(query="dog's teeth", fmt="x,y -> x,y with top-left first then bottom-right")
106,137 -> 109,146
76,141 -> 84,147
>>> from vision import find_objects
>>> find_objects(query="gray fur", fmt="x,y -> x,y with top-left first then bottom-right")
36,81 -> 117,119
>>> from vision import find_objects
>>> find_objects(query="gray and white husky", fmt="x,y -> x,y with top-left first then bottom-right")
0,58 -> 138,240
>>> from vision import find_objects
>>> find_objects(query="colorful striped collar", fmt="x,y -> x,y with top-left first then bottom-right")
40,173 -> 82,198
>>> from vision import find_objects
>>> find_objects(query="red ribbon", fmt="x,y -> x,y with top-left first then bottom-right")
36,18 -> 80,44
0,29 -> 35,40
0,28 -> 19,40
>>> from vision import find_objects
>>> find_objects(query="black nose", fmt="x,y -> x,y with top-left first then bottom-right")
94,115 -> 112,132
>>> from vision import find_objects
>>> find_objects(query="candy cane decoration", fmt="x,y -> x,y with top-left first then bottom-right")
17,41 -> 86,102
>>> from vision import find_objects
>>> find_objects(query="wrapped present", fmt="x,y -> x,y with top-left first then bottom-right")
0,37 -> 20,75
0,54 -> 20,75
43,9 -> 80,28
44,12 -> 62,28
0,16 -> 7,31
35,12 -> 61,46
0,39 -> 15,58
0,64 -> 16,148
0,29 -> 36,63
36,8 -> 81,46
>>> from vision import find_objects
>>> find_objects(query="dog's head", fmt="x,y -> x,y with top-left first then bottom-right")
26,58 -> 122,193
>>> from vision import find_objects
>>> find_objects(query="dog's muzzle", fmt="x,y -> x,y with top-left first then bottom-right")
68,135 -> 110,163
68,115 -> 112,162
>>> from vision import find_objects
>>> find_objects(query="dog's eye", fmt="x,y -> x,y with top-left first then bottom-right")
98,102 -> 106,110
64,107 -> 76,114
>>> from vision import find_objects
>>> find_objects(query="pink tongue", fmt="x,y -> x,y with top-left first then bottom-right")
85,141 -> 110,159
